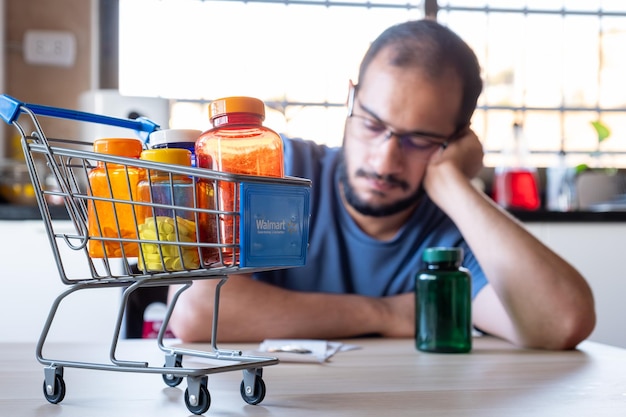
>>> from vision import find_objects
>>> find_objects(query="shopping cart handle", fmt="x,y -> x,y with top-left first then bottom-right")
0,93 -> 160,133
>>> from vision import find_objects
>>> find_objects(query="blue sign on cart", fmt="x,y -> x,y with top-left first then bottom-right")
239,182 -> 310,268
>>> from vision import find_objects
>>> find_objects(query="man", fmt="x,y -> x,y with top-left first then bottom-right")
169,19 -> 595,350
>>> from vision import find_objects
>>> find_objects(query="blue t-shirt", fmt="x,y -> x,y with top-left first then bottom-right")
253,137 -> 488,298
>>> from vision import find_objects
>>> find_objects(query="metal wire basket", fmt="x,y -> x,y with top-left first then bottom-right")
0,94 -> 311,415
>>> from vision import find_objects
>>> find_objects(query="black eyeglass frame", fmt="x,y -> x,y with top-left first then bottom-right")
346,83 -> 464,152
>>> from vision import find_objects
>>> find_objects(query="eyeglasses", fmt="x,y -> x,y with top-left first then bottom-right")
346,84 -> 454,157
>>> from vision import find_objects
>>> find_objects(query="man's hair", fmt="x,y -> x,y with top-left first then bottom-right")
357,19 -> 483,131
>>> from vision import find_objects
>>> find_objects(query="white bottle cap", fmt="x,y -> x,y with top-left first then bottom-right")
149,129 -> 201,147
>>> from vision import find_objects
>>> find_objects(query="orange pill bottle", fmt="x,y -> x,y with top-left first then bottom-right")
195,96 -> 284,264
87,138 -> 143,258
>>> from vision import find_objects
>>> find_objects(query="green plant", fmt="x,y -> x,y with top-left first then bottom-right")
575,120 -> 615,173
591,120 -> 611,149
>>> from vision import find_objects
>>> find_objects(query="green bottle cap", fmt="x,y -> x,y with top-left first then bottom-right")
422,247 -> 464,263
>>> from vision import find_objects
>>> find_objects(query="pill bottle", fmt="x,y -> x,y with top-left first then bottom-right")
142,302 -> 175,339
136,148 -> 203,272
88,138 -> 143,258
195,96 -> 284,264
415,247 -> 472,353
148,129 -> 201,167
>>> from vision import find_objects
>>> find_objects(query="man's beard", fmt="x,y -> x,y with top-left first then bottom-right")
338,152 -> 425,217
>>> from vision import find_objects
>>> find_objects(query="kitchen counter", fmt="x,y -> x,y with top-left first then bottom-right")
510,209 -> 626,222
1,202 -> 625,222
0,203 -> 69,220
3,210 -> 626,348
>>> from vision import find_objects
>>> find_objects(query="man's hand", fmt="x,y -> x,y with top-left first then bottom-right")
426,127 -> 484,184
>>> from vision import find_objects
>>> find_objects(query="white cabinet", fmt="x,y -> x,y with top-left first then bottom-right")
0,220 -> 120,342
3,219 -> 624,348
525,222 -> 626,348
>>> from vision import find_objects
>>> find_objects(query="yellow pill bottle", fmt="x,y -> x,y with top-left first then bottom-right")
136,148 -> 202,272
87,138 -> 143,258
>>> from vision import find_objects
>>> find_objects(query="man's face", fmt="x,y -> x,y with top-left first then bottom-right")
341,57 -> 462,217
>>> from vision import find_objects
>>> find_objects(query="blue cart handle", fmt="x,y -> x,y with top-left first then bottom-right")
0,93 -> 160,133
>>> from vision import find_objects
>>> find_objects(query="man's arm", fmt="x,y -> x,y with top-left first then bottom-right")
424,130 -> 596,350
167,274 -> 415,343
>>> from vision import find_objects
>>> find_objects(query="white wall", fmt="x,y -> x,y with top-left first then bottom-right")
0,220 -> 120,342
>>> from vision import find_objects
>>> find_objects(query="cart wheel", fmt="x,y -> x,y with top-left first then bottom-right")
162,357 -> 184,387
42,374 -> 66,404
240,377 -> 266,405
184,384 -> 211,415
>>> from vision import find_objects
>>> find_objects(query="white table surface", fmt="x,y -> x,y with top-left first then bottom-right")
1,336 -> 625,417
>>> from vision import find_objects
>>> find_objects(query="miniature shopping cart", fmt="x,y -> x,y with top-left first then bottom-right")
0,94 -> 311,415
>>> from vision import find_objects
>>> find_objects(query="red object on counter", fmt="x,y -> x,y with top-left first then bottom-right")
492,168 -> 541,211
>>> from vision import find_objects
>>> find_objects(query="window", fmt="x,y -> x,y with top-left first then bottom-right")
117,0 -> 626,167
118,0 -> 425,147
437,1 -> 626,168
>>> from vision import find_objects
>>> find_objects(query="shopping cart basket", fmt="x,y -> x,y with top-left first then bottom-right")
0,94 -> 311,415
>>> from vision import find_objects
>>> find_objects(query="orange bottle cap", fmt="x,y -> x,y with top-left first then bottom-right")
93,138 -> 143,158
209,96 -> 265,121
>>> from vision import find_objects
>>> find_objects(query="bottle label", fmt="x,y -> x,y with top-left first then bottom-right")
239,182 -> 310,267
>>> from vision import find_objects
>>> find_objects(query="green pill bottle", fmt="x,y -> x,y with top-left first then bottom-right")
415,247 -> 472,353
